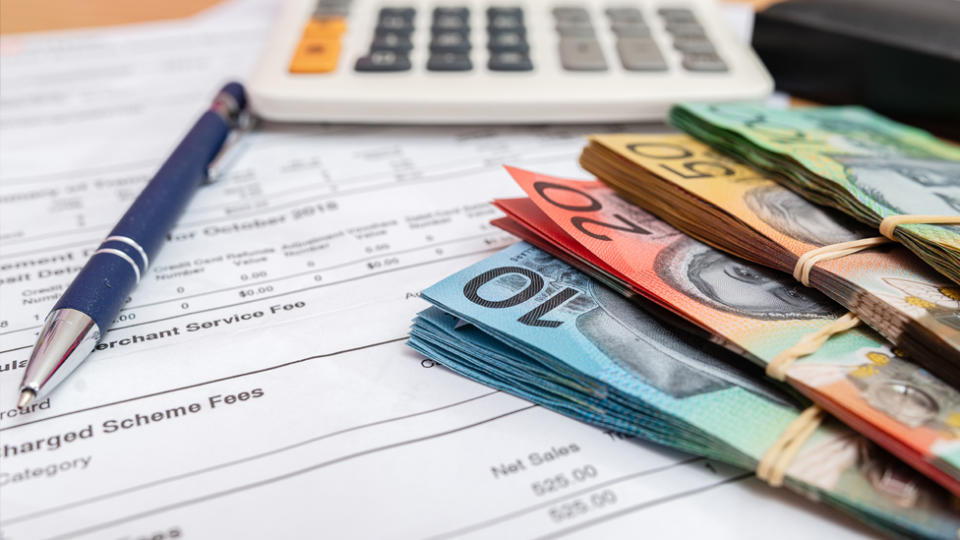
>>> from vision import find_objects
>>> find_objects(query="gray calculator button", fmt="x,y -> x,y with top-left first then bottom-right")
488,51 -> 533,71
433,7 -> 469,19
430,31 -> 471,52
605,7 -> 643,22
682,53 -> 727,71
610,21 -> 650,37
488,31 -> 529,52
556,20 -> 596,37
315,0 -> 349,11
559,39 -> 608,71
616,38 -> 668,71
314,4 -> 349,16
658,7 -> 696,21
665,22 -> 705,37
552,7 -> 590,22
673,37 -> 715,54
372,31 -> 414,52
428,52 -> 473,71
355,50 -> 411,71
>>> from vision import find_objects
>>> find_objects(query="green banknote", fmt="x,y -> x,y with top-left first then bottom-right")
671,103 -> 960,285
409,242 -> 960,539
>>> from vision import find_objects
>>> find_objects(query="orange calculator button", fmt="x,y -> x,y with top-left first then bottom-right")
303,17 -> 347,38
289,37 -> 342,73
289,17 -> 346,73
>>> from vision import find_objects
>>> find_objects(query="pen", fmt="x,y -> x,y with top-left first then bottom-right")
17,82 -> 249,408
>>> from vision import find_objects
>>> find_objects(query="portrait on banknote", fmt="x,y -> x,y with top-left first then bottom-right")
654,237 -> 840,320
742,184 -> 865,246
832,155 -> 960,218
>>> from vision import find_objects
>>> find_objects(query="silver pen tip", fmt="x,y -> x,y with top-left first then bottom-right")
18,389 -> 35,409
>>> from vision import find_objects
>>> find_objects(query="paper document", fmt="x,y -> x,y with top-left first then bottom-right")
0,2 -> 875,538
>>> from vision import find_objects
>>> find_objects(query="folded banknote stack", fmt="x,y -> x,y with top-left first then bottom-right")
408,103 -> 960,538
580,132 -> 960,386
670,103 -> 960,285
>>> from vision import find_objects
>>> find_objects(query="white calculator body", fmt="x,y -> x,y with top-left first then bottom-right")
249,0 -> 773,123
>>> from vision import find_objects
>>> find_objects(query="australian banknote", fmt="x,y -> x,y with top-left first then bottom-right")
671,103 -> 960,285
580,132 -> 960,386
410,242 -> 960,539
495,167 -> 960,497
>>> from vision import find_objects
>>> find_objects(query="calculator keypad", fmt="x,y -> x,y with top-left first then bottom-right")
290,3 -> 729,76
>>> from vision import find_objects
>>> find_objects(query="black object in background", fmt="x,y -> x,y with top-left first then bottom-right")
752,0 -> 960,139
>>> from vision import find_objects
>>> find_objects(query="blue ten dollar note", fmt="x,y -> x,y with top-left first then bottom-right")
410,242 -> 960,539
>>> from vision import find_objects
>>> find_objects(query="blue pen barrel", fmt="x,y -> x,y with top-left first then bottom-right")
52,107 -> 233,332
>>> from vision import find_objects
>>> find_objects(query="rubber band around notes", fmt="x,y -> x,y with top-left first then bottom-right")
757,405 -> 825,487
754,216 -> 960,487
792,237 -> 892,287
878,215 -> 960,240
766,312 -> 862,381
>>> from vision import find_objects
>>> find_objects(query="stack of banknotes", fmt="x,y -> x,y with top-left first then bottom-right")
407,104 -> 960,538
580,132 -> 960,386
670,104 -> 960,285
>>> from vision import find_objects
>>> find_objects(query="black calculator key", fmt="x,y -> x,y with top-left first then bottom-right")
427,52 -> 473,71
488,15 -> 525,32
355,50 -> 411,71
487,7 -> 523,19
434,6 -> 469,19
430,31 -> 472,53
375,27 -> 413,38
488,51 -> 533,71
379,7 -> 415,20
378,14 -> 415,32
432,14 -> 470,32
488,31 -> 529,52
372,31 -> 414,52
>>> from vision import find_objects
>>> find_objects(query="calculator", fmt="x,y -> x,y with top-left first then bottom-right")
248,0 -> 773,123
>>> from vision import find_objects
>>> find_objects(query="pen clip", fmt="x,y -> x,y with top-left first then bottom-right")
206,112 -> 258,184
